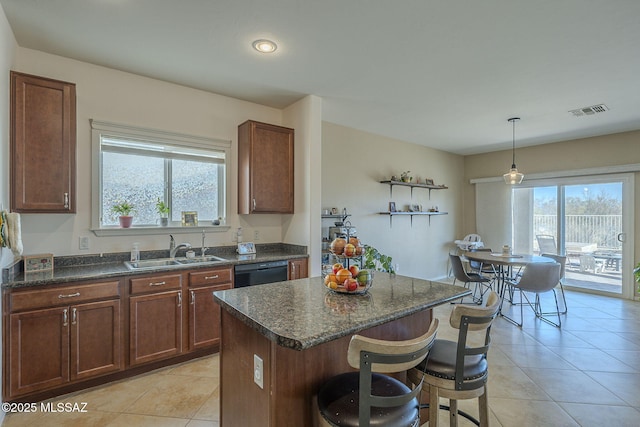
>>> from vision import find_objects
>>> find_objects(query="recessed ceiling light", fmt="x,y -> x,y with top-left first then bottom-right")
252,39 -> 277,53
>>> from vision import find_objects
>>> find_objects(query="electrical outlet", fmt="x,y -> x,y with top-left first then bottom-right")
79,236 -> 90,250
395,263 -> 400,273
254,354 -> 264,389
254,230 -> 260,240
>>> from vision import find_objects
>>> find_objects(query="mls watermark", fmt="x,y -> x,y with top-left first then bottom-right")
2,402 -> 88,413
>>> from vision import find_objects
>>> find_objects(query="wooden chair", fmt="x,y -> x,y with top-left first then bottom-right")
407,291 -> 500,427
316,319 -> 439,427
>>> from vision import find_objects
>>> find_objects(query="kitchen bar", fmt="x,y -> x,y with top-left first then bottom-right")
213,274 -> 470,427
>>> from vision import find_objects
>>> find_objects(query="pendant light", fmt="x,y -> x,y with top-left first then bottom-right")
503,117 -> 524,184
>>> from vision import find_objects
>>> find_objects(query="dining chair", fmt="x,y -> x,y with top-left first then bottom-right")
449,254 -> 492,304
407,291 -> 500,427
502,262 -> 562,327
316,319 -> 439,427
540,253 -> 568,314
467,248 -> 498,281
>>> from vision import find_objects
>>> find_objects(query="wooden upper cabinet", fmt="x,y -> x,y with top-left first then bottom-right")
238,120 -> 294,214
10,71 -> 76,213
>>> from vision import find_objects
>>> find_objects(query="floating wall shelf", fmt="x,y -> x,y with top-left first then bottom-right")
379,180 -> 448,199
378,211 -> 448,227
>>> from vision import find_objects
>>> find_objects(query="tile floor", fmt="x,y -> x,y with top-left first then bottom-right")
2,288 -> 639,426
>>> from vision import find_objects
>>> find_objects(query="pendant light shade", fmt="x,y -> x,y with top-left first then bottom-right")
503,117 -> 524,184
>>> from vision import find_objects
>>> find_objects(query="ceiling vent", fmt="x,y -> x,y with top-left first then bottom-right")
569,104 -> 609,117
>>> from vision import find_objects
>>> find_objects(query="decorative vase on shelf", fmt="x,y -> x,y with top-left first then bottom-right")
159,217 -> 169,227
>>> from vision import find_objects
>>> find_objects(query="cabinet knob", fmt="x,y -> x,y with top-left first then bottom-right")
204,275 -> 219,280
71,308 -> 77,325
62,309 -> 68,327
190,290 -> 195,305
149,281 -> 166,287
177,292 -> 182,307
64,193 -> 69,209
252,198 -> 256,211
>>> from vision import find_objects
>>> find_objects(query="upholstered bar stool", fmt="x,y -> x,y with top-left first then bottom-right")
407,291 -> 500,427
316,319 -> 439,427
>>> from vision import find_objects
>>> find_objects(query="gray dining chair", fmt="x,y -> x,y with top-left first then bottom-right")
540,253 -> 568,314
449,254 -> 492,304
502,262 -> 562,327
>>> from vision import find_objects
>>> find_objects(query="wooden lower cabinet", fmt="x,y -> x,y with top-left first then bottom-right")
189,284 -> 231,350
129,290 -> 183,366
7,284 -> 122,399
188,267 -> 234,351
288,258 -> 308,280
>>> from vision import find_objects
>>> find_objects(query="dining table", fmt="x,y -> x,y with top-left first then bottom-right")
463,251 -> 556,313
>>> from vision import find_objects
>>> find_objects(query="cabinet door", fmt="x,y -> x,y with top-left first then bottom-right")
238,120 -> 294,214
130,291 -> 183,366
9,307 -> 69,397
289,259 -> 309,280
189,283 -> 232,350
70,299 -> 122,381
10,71 -> 76,213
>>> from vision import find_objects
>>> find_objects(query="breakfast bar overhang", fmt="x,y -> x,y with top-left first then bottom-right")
213,275 -> 470,427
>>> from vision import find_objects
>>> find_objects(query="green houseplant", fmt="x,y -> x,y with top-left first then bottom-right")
363,245 -> 395,273
112,201 -> 135,228
634,262 -> 640,294
156,198 -> 170,226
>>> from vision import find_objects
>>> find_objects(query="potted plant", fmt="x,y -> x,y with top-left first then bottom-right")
156,198 -> 170,226
400,171 -> 412,183
112,201 -> 135,228
363,245 -> 395,273
634,262 -> 640,294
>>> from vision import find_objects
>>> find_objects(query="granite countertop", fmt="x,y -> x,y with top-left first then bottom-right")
213,274 -> 470,351
2,243 -> 307,289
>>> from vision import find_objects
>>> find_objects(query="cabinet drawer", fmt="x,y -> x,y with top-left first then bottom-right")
130,274 -> 182,295
10,281 -> 120,312
189,268 -> 232,287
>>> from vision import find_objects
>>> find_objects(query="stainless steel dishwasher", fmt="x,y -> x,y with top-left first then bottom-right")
233,260 -> 289,287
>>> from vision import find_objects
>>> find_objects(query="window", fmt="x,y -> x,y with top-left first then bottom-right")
91,120 -> 230,233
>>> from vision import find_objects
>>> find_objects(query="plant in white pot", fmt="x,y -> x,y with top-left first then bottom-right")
112,201 -> 135,228
156,198 -> 170,227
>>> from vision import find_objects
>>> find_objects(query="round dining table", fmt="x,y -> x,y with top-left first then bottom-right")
463,251 -> 556,314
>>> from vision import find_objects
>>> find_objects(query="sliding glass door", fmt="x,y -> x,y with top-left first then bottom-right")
512,174 -> 634,298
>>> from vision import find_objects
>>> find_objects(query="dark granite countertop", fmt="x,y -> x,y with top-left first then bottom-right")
2,243 -> 307,289
213,275 -> 470,351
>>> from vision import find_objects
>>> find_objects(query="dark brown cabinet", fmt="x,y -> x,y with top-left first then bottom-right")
288,258 -> 308,280
238,120 -> 294,214
6,281 -> 121,399
188,267 -> 233,350
10,71 -> 76,213
129,274 -> 183,366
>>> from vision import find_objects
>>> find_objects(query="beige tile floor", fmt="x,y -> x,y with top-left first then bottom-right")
2,288 -> 639,426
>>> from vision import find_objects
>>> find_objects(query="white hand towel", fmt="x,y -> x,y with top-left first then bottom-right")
6,212 -> 23,256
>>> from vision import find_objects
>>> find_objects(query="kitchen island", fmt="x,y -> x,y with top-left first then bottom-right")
213,274 -> 470,427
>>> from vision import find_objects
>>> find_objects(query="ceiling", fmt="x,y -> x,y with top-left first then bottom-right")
2,0 -> 640,155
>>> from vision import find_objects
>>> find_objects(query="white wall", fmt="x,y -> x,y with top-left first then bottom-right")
282,95 -> 323,274
11,48 -> 297,256
321,122 -> 464,280
0,6 -> 16,269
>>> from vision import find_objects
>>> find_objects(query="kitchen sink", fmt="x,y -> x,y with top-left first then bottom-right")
175,255 -> 228,264
124,255 -> 229,270
124,258 -> 182,270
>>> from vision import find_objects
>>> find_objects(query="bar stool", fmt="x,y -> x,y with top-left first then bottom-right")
407,291 -> 500,427
316,318 -> 439,427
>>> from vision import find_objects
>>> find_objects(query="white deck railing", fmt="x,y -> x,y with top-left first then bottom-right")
534,214 -> 622,250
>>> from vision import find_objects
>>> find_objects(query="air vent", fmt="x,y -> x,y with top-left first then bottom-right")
569,104 -> 609,117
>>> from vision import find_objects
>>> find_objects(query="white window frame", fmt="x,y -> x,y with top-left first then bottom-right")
90,120 -> 231,236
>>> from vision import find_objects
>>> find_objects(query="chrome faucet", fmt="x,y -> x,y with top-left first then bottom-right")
169,234 -> 191,258
201,230 -> 208,257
